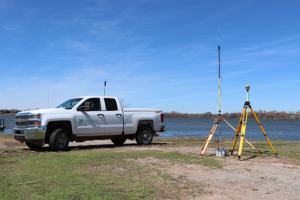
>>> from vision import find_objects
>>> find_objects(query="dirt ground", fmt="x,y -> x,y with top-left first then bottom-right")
1,139 -> 300,200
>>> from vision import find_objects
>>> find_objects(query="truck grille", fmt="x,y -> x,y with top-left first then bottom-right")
15,114 -> 38,128
15,115 -> 35,119
15,121 -> 35,128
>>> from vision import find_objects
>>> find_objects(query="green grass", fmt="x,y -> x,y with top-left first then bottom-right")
0,149 -> 213,200
159,135 -> 300,160
153,137 -> 206,143
1,135 -> 300,199
0,134 -> 13,139
220,139 -> 300,160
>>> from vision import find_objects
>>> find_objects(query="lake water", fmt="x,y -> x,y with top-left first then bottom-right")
160,118 -> 300,141
1,115 -> 299,141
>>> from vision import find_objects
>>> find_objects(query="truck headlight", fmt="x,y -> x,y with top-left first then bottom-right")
28,113 -> 42,127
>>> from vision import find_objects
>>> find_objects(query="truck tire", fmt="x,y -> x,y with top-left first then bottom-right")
26,142 -> 42,150
111,138 -> 126,145
49,128 -> 69,151
136,126 -> 153,145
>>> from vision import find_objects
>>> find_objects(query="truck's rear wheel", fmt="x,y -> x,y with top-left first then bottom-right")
49,128 -> 69,151
111,138 -> 126,145
26,142 -> 42,150
136,126 -> 153,145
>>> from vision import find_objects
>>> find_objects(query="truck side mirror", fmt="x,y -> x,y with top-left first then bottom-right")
77,102 -> 91,111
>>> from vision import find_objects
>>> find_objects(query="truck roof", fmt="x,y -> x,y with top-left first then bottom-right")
74,96 -> 118,99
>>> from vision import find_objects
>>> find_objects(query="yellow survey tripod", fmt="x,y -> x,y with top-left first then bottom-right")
231,85 -> 278,160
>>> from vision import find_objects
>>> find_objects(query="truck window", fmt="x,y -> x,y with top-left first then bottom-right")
57,98 -> 83,109
79,98 -> 101,111
104,98 -> 118,111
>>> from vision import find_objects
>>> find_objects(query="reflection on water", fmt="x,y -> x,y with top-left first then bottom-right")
1,115 -> 300,141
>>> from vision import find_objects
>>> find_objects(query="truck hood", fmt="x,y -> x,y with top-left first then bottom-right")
16,108 -> 73,115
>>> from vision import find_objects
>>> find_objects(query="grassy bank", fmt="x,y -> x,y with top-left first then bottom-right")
0,150 -> 211,199
154,137 -> 300,160
0,135 -> 218,200
0,135 -> 299,199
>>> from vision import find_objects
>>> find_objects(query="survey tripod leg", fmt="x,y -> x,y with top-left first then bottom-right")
202,124 -> 217,150
200,119 -> 219,158
227,111 -> 260,155
231,107 -> 246,154
250,107 -> 277,157
238,106 -> 249,160
243,137 -> 260,154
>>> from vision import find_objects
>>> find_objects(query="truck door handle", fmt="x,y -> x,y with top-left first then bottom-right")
116,114 -> 122,117
97,114 -> 104,117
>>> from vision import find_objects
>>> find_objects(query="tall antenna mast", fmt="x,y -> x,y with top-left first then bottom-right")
48,91 -> 49,108
218,21 -> 221,116
104,81 -> 106,96
218,22 -> 222,149
218,47 -> 221,116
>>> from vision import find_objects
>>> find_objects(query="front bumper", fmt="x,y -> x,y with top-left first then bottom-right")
13,126 -> 47,142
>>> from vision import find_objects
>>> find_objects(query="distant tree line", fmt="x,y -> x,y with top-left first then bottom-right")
0,109 -> 22,114
164,110 -> 300,119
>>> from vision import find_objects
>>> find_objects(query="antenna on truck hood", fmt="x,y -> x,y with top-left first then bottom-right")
104,81 -> 106,96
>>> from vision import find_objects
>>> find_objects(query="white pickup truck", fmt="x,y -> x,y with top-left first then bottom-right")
13,96 -> 165,151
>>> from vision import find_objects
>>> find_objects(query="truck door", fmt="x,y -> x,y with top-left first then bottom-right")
103,98 -> 123,134
75,98 -> 105,135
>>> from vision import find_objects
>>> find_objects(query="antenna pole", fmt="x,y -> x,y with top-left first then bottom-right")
218,22 -> 222,149
104,81 -> 106,96
48,91 -> 49,108
218,45 -> 221,116
218,44 -> 221,149
218,21 -> 221,116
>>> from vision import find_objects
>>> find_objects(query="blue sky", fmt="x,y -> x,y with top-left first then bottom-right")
0,0 -> 300,113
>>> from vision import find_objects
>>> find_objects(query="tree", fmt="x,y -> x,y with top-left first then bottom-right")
203,112 -> 213,118
119,98 -> 130,108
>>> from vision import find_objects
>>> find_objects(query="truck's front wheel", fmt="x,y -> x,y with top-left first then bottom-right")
49,128 -> 69,151
136,126 -> 153,145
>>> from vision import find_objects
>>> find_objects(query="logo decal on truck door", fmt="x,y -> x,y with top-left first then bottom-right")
78,119 -> 99,124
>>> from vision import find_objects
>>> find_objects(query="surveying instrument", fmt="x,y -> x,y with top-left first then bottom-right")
231,85 -> 277,160
200,43 -> 263,158
200,44 -> 239,158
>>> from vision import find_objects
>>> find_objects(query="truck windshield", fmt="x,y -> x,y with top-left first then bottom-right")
56,98 -> 83,109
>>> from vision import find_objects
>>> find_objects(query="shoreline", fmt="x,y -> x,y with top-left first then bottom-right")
165,117 -> 299,120
0,133 -> 299,141
0,113 -> 17,116
1,113 -> 299,120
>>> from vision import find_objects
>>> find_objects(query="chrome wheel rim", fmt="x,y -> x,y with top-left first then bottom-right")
57,133 -> 67,149
141,129 -> 152,144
